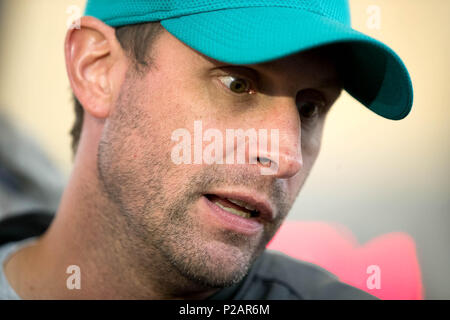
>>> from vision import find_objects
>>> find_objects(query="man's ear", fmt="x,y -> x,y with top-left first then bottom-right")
65,16 -> 126,119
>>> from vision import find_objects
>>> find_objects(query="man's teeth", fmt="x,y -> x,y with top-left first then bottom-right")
215,202 -> 252,219
226,198 -> 257,212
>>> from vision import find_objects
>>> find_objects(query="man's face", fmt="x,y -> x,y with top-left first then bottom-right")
97,29 -> 342,289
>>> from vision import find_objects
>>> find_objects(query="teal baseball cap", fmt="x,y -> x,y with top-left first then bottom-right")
84,0 -> 413,120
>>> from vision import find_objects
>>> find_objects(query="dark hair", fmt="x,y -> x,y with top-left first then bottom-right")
70,22 -> 164,156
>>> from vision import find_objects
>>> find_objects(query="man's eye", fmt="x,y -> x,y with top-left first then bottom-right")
296,90 -> 327,121
298,101 -> 321,119
218,76 -> 253,94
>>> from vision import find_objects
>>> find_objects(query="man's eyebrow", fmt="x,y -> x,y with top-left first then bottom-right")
315,76 -> 343,89
208,64 -> 263,84
243,62 -> 343,89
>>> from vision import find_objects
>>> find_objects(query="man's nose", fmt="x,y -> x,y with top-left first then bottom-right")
252,100 -> 303,179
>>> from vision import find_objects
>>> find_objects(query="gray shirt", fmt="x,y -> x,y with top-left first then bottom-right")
0,237 -> 37,299
0,236 -> 377,300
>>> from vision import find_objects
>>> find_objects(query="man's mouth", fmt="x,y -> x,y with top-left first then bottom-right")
204,191 -> 274,222
201,191 -> 274,235
205,195 -> 260,219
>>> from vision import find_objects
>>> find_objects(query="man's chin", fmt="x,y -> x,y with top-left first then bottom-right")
167,240 -> 259,288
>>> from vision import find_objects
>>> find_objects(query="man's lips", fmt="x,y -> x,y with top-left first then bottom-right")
203,190 -> 275,223
206,195 -> 259,217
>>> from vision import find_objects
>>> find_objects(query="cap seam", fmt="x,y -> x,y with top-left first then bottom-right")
97,4 -> 330,26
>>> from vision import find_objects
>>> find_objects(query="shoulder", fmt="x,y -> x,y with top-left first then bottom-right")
239,250 -> 378,300
0,237 -> 38,300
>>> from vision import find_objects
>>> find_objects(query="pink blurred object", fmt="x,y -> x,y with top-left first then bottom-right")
266,221 -> 423,300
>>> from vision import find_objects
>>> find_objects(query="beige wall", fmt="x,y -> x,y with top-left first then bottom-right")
0,0 -> 449,298
0,0 -> 85,172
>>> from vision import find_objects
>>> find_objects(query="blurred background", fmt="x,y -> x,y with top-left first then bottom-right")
0,0 -> 448,299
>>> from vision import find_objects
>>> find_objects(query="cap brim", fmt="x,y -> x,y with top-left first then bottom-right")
161,7 -> 413,120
